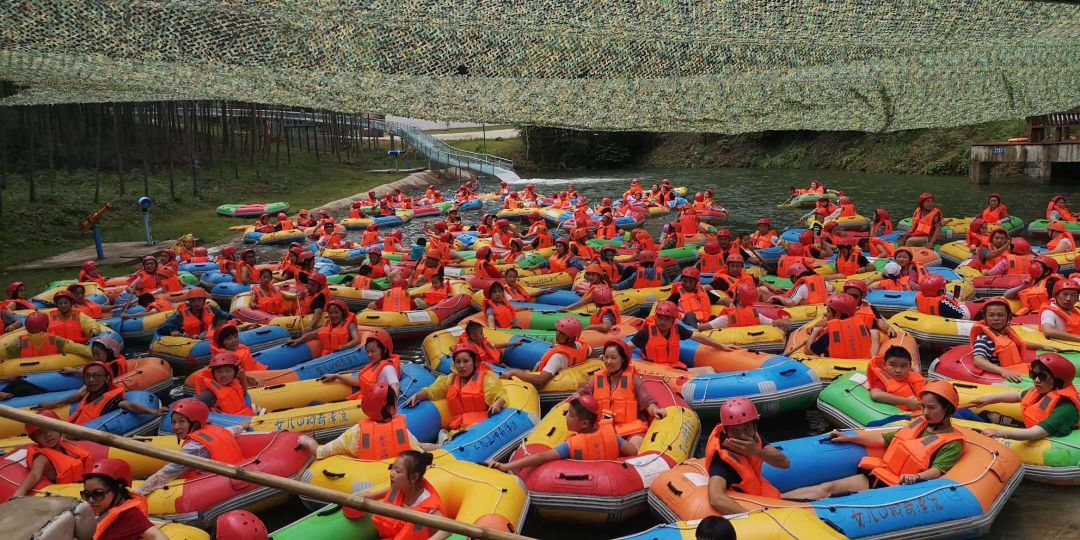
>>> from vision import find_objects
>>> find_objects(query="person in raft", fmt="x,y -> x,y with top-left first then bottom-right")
81,459 -> 168,540
787,381 -> 965,500
192,352 -> 256,416
403,343 -> 507,446
1039,280 -> 1080,344
804,293 -> 878,359
703,398 -> 791,514
459,320 -> 520,366
11,409 -> 94,497
490,395 -> 638,472
155,288 -> 230,338
37,362 -> 164,425
900,192 -> 942,247
913,274 -> 970,320
320,334 -> 402,397
341,450 -> 448,540
630,301 -> 733,370
971,298 -> 1028,383
571,340 -> 666,452
300,383 -> 420,460
3,312 -> 89,360
289,300 -> 365,356
501,316 -> 589,390
135,399 -> 249,496
972,353 -> 1079,441
47,289 -> 105,344
866,346 -> 926,413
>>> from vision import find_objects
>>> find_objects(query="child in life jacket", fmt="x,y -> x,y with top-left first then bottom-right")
584,285 -> 621,333
80,459 -> 163,540
900,192 -> 943,247
572,340 -> 666,449
806,293 -> 877,359
1045,221 -> 1076,254
10,409 -> 94,497
156,288 -> 229,338
135,399 -> 249,496
473,246 -> 504,279
914,275 -> 970,320
2,280 -> 36,311
765,263 -> 833,307
483,282 -> 519,329
320,334 -> 401,397
500,268 -> 533,303
193,352 -> 256,416
490,395 -> 638,472
350,265 -> 375,291
784,382 -> 964,499
370,277 -> 415,312
501,317 -> 589,390
982,237 -> 1034,277
1039,279 -> 1080,344
617,250 -> 668,290
459,321 -> 520,367
300,383 -> 420,460
403,343 -> 507,444
972,353 -> 1079,442
866,346 -> 926,413
698,283 -> 790,331
971,298 -> 1027,383
630,301 -> 733,369
290,300 -> 365,356
37,362 -> 164,426
416,272 -> 453,308
1046,195 -> 1077,222
702,398 -> 791,514
60,335 -> 128,379
340,450 -> 447,539
212,323 -> 267,379
1006,255 -> 1062,316
667,267 -> 722,326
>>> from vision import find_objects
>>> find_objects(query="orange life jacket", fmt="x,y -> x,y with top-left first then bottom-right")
969,323 -> 1027,368
879,275 -> 913,292
910,207 -> 942,236
351,275 -> 373,290
565,421 -> 621,461
350,356 -> 403,399
354,415 -> 413,459
675,284 -> 712,322
232,262 -> 257,285
1003,253 -> 1033,277
1040,303 -> 1080,335
1022,385 -> 1080,429
25,440 -> 93,485
980,205 -> 1007,223
590,305 -> 621,327
252,284 -> 286,314
698,252 -> 726,274
535,341 -> 588,372
446,363 -> 492,430
598,260 -> 621,283
93,496 -> 149,540
368,261 -> 391,280
596,223 -> 618,240
824,317 -> 873,359
484,298 -> 516,328
644,323 -> 684,368
182,424 -> 244,479
592,366 -> 648,437
857,417 -> 964,487
78,271 -> 106,287
47,311 -> 86,344
865,358 -> 926,412
317,321 -> 353,354
777,255 -> 810,279
788,274 -> 828,304
458,333 -> 501,366
632,266 -> 663,288
1047,201 -> 1077,222
129,269 -> 160,295
702,425 -> 781,497
548,253 -> 570,273
379,288 -> 414,312
721,306 -> 759,328
571,242 -> 596,260
69,385 -> 125,426
835,248 -> 863,276
679,213 -> 699,235
360,230 -> 380,247
1048,231 -> 1076,251
1018,277 -> 1056,313
749,230 -> 777,250
839,203 -> 857,218
915,293 -> 944,316
965,229 -> 989,250
421,283 -> 452,306
372,479 -> 445,540
279,218 -> 295,230
19,334 -> 61,357
201,376 -> 254,416
177,303 -> 215,338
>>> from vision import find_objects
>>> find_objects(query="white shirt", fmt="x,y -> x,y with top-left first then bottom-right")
704,312 -> 774,330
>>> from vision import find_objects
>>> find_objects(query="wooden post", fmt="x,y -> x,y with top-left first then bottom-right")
0,406 -> 530,540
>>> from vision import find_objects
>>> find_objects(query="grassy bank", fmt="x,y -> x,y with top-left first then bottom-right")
643,120 -> 1027,176
0,148 -> 415,293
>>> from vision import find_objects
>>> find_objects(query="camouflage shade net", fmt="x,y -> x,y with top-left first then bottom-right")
0,0 -> 1078,133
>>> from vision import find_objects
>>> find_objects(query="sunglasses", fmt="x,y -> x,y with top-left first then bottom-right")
80,488 -> 110,501
1029,369 -> 1051,382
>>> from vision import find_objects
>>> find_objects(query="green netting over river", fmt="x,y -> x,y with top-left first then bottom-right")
0,1 -> 1077,133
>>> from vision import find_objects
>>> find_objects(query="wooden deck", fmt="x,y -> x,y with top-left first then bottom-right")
8,240 -> 175,271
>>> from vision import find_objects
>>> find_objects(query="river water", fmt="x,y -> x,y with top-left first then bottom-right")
252,168 -> 1080,538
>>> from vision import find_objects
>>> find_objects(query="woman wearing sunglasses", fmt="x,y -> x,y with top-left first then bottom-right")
81,458 -> 166,540
971,353 -> 1080,441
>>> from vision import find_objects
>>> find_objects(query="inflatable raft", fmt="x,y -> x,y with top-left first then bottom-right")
896,216 -> 1024,241
0,390 -> 162,440
648,428 -> 1023,539
354,294 -> 473,339
149,325 -> 291,369
1028,218 -> 1080,238
778,191 -> 839,209
242,227 -> 307,246
216,201 -> 289,218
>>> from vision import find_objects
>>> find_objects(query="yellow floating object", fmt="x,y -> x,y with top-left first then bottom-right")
32,282 -> 110,304
700,325 -> 786,352
159,522 -> 211,540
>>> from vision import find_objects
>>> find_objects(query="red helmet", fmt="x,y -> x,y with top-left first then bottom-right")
367,247 -> 382,257
194,247 -> 209,257
209,351 -> 241,370
351,201 -> 364,208
585,263 -> 604,276
141,255 -> 157,265
496,219 -> 510,229
639,250 -> 657,263
726,254 -> 745,265
308,273 -> 328,287
836,237 -> 857,247
277,212 -> 288,220
786,263 -> 809,277
24,312 -> 49,333
439,232 -> 453,243
893,248 -> 913,261
367,333 -> 394,356
241,248 -> 256,260
592,285 -> 614,306
391,230 -> 403,239
185,287 -> 210,300
981,297 -> 1013,318
843,279 -> 868,298
838,196 -> 851,205
451,342 -> 480,361
476,246 -> 492,259
602,197 -> 613,205
433,221 -> 448,232
172,398 -> 210,426
1047,221 -> 1067,233
786,243 -> 804,256
571,395 -> 601,416
556,317 -> 584,339
83,458 -> 133,487
215,510 -> 268,540
735,283 -> 757,306
720,397 -> 759,428
1054,279 -> 1080,296
681,267 -> 701,281
571,228 -> 588,240
716,229 -> 732,239
919,275 -> 947,297
368,223 -> 379,231
25,409 -> 61,437
1034,353 -> 1077,384
655,300 -> 680,318
220,246 -> 237,259
81,260 -> 98,272
90,336 -> 123,359
917,193 -> 934,205
1034,254 -> 1060,276
1011,238 -> 1032,256
703,241 -> 721,255
875,208 -> 890,221
988,193 -> 1001,202
361,383 -> 393,421
52,290 -> 76,304
390,276 -> 408,289
922,380 -> 959,410
798,230 -> 814,246
603,339 -> 633,362
757,218 -> 771,226
826,293 -> 858,318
